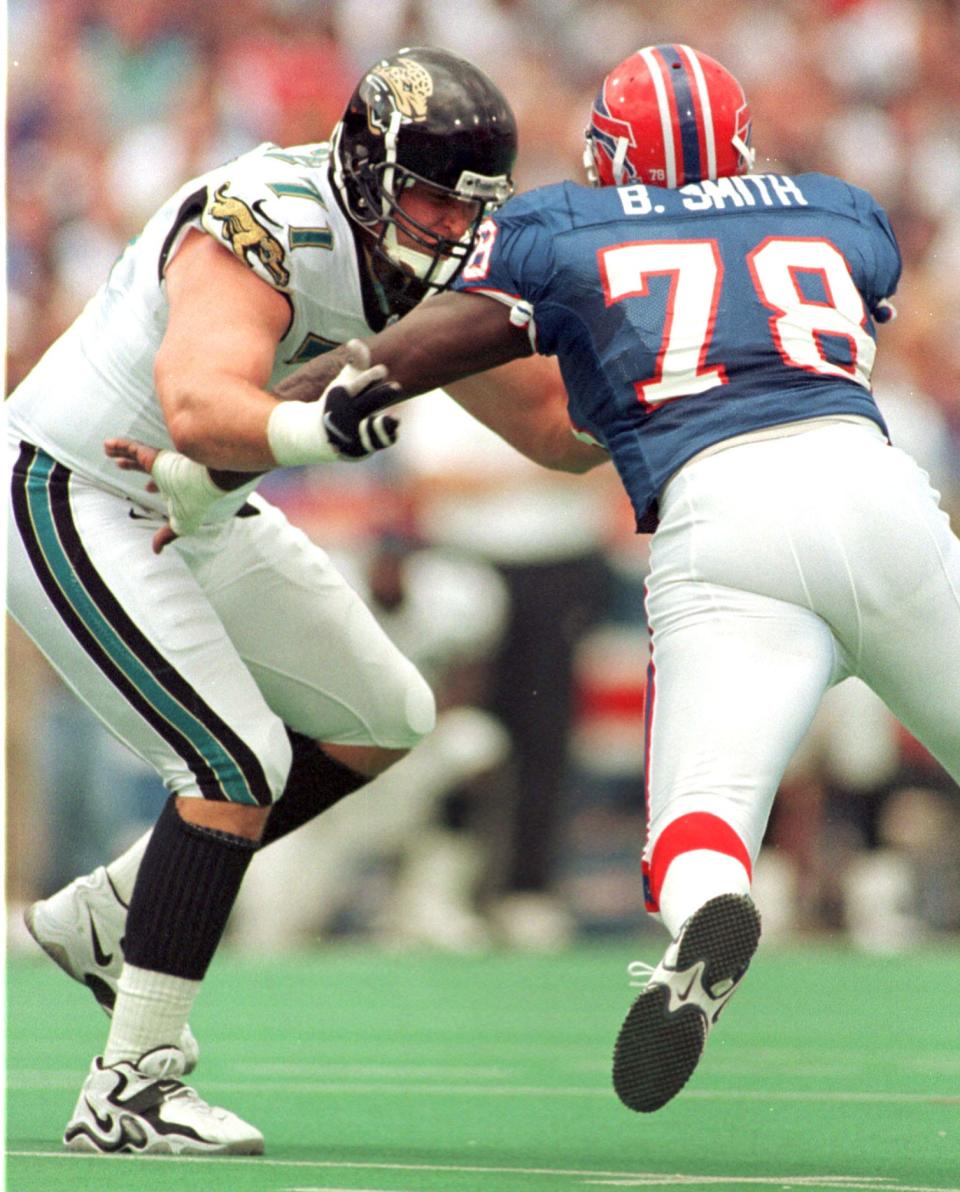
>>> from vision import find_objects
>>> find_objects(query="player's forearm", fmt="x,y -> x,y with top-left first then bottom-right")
366,299 -> 526,395
191,297 -> 512,484
159,370 -> 354,471
168,350 -> 358,488
451,378 -> 608,473
544,433 -> 610,473
446,359 -> 610,475
160,343 -> 398,492
271,344 -> 353,403
158,370 -> 281,471
356,293 -> 607,472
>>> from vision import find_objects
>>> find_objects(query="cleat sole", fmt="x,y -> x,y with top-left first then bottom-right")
613,893 -> 761,1112
676,893 -> 761,996
613,984 -> 705,1112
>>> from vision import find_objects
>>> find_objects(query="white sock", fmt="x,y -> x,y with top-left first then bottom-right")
103,963 -> 201,1065
658,849 -> 751,939
104,830 -> 152,905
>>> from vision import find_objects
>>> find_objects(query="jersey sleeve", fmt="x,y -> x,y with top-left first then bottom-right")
864,198 -> 902,305
845,181 -> 902,312
173,145 -> 337,298
454,198 -> 557,345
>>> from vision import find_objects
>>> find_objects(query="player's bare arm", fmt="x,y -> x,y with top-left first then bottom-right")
150,221 -> 524,477
154,231 -> 397,472
155,229 -> 291,470
259,289 -> 523,404
278,290 -> 609,472
445,355 -> 607,474
107,274 -> 602,550
360,291 -> 608,473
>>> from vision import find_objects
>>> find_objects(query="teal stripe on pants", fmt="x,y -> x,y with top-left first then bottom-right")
23,451 -> 261,804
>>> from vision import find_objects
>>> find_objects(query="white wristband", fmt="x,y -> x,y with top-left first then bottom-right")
151,451 -> 226,535
266,400 -> 339,467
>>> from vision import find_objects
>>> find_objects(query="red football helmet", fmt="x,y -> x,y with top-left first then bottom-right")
583,45 -> 754,189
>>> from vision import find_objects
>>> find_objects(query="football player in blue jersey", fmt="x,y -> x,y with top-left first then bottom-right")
131,43 -> 960,1115
8,47 -> 603,1155
353,45 -> 960,1113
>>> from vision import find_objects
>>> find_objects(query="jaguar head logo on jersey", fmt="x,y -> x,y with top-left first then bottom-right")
208,184 -> 290,288
363,58 -> 434,134
584,44 -> 755,189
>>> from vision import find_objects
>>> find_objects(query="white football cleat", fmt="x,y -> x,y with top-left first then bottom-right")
24,867 -> 200,1073
63,1046 -> 263,1155
613,892 -> 761,1112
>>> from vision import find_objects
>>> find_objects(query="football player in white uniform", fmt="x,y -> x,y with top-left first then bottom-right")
7,47 -> 605,1155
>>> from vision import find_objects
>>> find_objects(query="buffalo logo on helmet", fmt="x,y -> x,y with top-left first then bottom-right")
208,184 -> 290,287
362,57 -> 434,135
589,96 -> 640,185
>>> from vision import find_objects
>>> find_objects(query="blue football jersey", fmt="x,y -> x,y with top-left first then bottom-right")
454,172 -> 901,530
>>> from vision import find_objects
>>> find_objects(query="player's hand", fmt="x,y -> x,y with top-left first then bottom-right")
105,437 -> 163,482
267,340 -> 401,467
104,437 -> 226,554
319,340 -> 401,460
105,437 -> 175,553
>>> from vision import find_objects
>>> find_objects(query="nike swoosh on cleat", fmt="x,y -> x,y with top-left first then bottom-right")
84,1097 -> 115,1134
87,910 -> 113,968
69,1112 -> 148,1152
675,974 -> 697,1002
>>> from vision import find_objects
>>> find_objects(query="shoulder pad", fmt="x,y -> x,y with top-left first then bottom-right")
198,145 -> 336,292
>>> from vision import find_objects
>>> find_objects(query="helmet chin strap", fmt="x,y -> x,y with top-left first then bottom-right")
582,136 -> 600,186
582,132 -> 630,187
611,136 -> 630,186
732,133 -> 756,172
380,109 -> 403,220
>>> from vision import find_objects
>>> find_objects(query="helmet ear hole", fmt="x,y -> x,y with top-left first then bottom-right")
332,47 -> 517,311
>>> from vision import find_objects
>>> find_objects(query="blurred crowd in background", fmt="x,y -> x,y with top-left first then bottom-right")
7,0 -> 960,955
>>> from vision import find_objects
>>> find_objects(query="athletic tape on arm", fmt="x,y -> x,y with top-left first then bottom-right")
151,450 -> 229,535
266,400 -> 340,467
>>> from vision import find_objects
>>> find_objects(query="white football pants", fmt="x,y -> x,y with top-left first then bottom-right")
641,419 -> 960,913
7,443 -> 435,805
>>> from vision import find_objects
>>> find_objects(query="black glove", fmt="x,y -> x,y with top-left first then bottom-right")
267,339 -> 402,466
322,366 -> 401,459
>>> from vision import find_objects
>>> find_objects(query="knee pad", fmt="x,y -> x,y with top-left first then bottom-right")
370,661 -> 436,749
259,730 -> 369,847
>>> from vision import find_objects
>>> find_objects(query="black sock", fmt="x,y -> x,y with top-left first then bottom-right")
258,729 -> 368,848
123,796 -> 257,980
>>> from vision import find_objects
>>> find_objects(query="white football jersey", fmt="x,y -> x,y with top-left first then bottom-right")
7,142 -> 379,521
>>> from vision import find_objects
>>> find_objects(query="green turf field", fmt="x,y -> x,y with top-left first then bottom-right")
6,940 -> 960,1191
